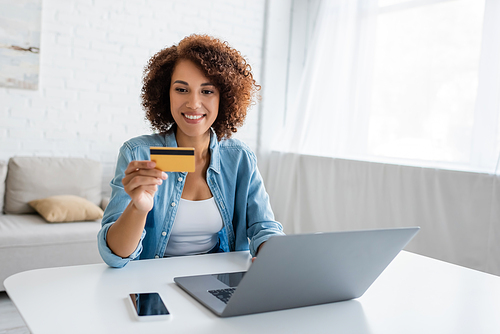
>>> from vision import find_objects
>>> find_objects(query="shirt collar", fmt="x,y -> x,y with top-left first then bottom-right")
208,128 -> 221,174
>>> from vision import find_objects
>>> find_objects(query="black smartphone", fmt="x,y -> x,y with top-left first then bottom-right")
128,292 -> 171,321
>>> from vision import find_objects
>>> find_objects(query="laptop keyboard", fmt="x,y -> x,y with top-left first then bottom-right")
208,288 -> 236,304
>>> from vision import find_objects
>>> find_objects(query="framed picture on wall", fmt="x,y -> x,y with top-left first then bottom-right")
0,0 -> 42,90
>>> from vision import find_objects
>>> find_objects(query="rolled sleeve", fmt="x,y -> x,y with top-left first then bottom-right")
97,222 -> 146,268
244,154 -> 285,257
249,225 -> 284,256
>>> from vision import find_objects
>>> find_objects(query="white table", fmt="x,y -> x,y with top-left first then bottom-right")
5,251 -> 500,334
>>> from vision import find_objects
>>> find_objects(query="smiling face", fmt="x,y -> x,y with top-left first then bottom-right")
169,59 -> 220,144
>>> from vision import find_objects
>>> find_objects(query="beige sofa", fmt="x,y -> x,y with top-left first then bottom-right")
0,156 -> 106,291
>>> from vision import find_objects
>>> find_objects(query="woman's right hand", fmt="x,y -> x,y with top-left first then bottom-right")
122,161 -> 167,213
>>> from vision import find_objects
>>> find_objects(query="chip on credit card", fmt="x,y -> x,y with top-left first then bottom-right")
150,147 -> 195,172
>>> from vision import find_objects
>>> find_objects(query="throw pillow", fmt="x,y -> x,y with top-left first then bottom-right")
29,195 -> 104,223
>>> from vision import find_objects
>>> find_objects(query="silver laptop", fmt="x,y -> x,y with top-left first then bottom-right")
174,227 -> 419,317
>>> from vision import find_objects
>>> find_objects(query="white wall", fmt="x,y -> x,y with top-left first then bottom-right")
0,0 -> 267,195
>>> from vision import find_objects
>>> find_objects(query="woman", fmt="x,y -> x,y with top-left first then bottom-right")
98,34 -> 284,268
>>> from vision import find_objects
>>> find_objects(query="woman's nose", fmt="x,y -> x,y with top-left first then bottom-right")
186,93 -> 201,109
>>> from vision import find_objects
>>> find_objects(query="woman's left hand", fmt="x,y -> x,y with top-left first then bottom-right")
251,242 -> 266,263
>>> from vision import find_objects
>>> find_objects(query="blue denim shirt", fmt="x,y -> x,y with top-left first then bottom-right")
97,130 -> 284,268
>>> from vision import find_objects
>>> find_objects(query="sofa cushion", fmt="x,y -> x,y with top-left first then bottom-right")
4,157 -> 102,214
0,160 -> 7,214
0,214 -> 102,248
29,195 -> 104,223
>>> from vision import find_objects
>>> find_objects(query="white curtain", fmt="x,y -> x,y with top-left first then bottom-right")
264,0 -> 500,275
274,0 -> 376,159
273,0 -> 500,174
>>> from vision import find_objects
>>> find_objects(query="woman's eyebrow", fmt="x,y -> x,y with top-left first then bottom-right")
173,80 -> 189,85
172,80 -> 214,87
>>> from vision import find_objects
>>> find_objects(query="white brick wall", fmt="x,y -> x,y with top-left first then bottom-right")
0,0 -> 266,195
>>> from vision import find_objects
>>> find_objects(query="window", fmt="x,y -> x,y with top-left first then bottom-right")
369,0 -> 487,170
279,0 -> 500,174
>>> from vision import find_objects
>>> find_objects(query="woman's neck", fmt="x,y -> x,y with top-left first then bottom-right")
175,130 -> 211,161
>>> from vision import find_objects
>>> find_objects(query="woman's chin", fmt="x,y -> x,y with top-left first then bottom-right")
175,126 -> 211,141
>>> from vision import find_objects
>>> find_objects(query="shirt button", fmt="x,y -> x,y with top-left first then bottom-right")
162,231 -> 167,236
178,177 -> 183,182
171,202 -> 176,207
155,255 -> 159,259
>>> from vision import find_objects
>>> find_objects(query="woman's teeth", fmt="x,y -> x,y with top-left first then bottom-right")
184,114 -> 203,120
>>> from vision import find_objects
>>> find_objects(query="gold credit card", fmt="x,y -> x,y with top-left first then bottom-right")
150,147 -> 195,172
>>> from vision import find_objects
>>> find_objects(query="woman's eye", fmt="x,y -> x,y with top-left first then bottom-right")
202,90 -> 214,95
175,87 -> 187,93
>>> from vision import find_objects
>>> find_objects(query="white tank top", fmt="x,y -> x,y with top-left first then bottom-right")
163,197 -> 223,257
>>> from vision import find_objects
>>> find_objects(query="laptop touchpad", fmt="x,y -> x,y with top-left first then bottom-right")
213,272 -> 246,287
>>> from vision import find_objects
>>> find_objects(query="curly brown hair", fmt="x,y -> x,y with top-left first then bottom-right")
141,34 -> 260,141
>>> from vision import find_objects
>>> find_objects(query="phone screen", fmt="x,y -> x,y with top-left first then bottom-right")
129,293 -> 170,317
